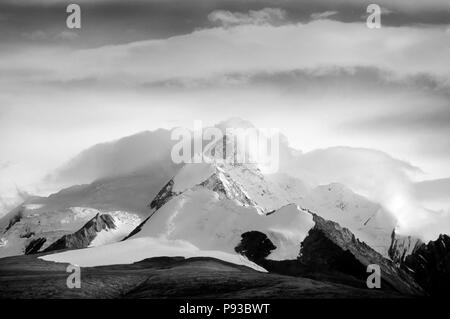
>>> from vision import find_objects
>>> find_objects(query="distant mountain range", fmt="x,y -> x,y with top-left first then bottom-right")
0,118 -> 449,298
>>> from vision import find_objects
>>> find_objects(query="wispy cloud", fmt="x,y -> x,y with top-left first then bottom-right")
310,11 -> 338,20
208,8 -> 287,27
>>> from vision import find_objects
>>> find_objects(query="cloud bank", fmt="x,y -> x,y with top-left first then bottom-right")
2,18 -> 448,90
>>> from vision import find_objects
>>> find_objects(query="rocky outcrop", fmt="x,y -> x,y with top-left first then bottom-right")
44,213 -> 116,252
402,234 -> 450,296
149,179 -> 177,211
388,230 -> 423,265
298,224 -> 366,277
235,231 -> 276,262
304,214 -> 423,295
149,167 -> 257,213
122,214 -> 152,241
124,181 -> 178,241
25,238 -> 47,255
235,213 -> 424,296
197,168 -> 258,208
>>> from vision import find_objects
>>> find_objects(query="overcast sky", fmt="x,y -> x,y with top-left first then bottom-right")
0,0 -> 449,207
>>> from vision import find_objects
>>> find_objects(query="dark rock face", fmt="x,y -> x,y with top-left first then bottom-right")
122,216 -> 149,241
402,234 -> 450,296
235,214 -> 424,296
44,213 -> 116,252
234,226 -> 367,288
126,177 -> 186,241
130,177 -> 189,240
235,231 -> 276,262
299,227 -> 366,277
198,171 -> 258,208
25,238 -> 47,255
304,214 -> 423,296
149,179 -> 176,211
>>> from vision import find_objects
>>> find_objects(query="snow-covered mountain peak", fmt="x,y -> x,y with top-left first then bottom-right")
132,186 -> 315,261
149,159 -> 300,217
140,157 -> 400,258
122,158 -> 318,261
189,118 -> 281,175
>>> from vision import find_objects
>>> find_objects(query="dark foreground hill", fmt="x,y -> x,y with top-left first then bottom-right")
0,254 -> 403,299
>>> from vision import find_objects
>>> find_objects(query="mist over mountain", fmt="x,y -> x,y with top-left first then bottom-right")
0,118 -> 449,297
49,129 -> 175,186
2,118 -> 447,240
